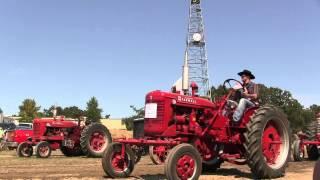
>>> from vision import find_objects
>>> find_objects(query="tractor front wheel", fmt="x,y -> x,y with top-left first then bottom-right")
35,141 -> 52,158
80,123 -> 112,157
102,142 -> 135,178
17,142 -> 33,157
164,144 -> 202,180
244,105 -> 291,179
149,145 -> 168,165
293,140 -> 304,161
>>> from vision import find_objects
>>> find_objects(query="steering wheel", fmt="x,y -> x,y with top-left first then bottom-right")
222,79 -> 245,101
223,79 -> 244,91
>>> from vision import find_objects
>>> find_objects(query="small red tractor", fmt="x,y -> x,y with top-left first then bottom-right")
101,79 -> 291,179
17,116 -> 111,158
293,116 -> 320,161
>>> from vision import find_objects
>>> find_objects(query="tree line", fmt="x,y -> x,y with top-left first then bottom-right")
123,84 -> 320,132
16,97 -> 109,123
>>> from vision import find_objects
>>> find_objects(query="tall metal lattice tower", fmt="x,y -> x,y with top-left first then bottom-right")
186,0 -> 210,96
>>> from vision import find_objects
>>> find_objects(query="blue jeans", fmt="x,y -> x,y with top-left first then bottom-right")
233,98 -> 255,122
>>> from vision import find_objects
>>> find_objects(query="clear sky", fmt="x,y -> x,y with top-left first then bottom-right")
0,0 -> 320,118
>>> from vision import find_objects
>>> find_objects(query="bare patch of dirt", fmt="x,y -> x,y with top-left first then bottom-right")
0,150 -> 315,179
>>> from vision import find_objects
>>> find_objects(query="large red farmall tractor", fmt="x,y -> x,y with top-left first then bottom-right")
293,114 -> 320,161
102,79 -> 291,179
16,116 -> 111,158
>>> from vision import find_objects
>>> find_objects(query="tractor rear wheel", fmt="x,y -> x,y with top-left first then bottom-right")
35,141 -> 52,158
60,145 -> 83,157
307,145 -> 319,160
17,142 -> 33,157
244,105 -> 291,179
292,140 -> 304,161
80,123 -> 112,157
164,144 -> 202,180
102,142 -> 135,178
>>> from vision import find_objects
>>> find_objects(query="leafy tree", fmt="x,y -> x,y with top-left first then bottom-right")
0,108 -> 3,114
19,99 -> 41,123
105,114 -> 111,119
43,106 -> 63,117
85,97 -> 102,123
309,104 -> 320,114
63,106 -> 85,119
122,106 -> 144,131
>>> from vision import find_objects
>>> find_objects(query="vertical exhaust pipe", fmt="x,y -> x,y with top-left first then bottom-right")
182,50 -> 189,95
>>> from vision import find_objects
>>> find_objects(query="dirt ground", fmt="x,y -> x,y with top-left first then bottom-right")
0,150 -> 315,180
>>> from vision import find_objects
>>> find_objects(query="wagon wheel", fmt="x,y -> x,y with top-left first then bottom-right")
149,145 -> 169,165
17,142 -> 33,157
244,105 -> 291,179
102,142 -> 135,178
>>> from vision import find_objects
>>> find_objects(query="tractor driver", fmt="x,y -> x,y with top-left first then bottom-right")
233,69 -> 258,122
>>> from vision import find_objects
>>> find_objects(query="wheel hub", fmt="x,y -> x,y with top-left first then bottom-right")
111,152 -> 128,172
90,132 -> 106,151
176,155 -> 196,180
262,121 -> 282,166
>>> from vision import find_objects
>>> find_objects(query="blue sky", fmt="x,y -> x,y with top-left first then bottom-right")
0,0 -> 320,118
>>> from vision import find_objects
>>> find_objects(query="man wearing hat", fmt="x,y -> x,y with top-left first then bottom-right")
233,69 -> 258,122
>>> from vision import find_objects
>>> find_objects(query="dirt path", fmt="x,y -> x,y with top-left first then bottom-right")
0,151 -> 315,179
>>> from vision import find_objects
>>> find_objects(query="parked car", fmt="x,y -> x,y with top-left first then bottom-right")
4,124 -> 33,150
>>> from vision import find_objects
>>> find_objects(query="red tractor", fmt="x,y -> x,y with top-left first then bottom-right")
293,115 -> 320,161
101,79 -> 291,179
17,116 -> 111,158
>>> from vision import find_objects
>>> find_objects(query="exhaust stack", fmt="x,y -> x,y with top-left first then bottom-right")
182,50 -> 189,94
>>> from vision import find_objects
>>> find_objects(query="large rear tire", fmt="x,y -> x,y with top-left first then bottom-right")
292,140 -> 304,161
80,123 -> 112,157
17,142 -> 33,157
244,105 -> 291,179
164,144 -> 202,180
101,142 -> 135,178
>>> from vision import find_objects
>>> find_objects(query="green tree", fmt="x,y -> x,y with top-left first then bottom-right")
0,108 -> 3,114
63,106 -> 85,119
85,97 -> 102,123
43,106 -> 63,117
122,106 -> 144,131
19,99 -> 41,122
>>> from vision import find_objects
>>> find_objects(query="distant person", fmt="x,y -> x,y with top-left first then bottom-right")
233,70 -> 258,122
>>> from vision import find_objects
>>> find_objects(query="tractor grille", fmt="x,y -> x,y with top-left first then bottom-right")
144,100 -> 166,135
33,122 -> 41,137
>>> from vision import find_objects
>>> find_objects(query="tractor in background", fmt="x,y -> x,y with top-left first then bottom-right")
101,79 -> 291,179
17,116 -> 111,158
293,113 -> 320,161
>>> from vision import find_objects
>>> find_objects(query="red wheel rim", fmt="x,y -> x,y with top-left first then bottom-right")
90,131 -> 106,152
262,120 -> 286,168
111,151 -> 129,172
176,155 -> 196,180
153,146 -> 168,163
39,146 -> 49,157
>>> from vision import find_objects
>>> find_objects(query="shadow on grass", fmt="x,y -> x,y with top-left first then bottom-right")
204,168 -> 253,179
